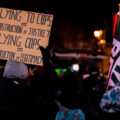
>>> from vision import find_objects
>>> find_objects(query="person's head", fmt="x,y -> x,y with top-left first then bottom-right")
58,72 -> 83,109
60,72 -> 81,93
3,60 -> 28,80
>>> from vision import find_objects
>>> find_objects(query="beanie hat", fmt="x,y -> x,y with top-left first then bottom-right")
3,60 -> 28,80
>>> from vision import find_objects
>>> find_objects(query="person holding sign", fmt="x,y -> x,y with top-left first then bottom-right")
0,7 -> 54,120
0,45 -> 55,120
0,63 -> 35,120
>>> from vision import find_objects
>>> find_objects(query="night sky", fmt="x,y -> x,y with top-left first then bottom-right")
0,0 -> 119,48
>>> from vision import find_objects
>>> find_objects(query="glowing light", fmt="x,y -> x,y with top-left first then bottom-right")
55,68 -> 67,77
99,39 -> 106,44
71,64 -> 80,72
93,30 -> 103,39
97,49 -> 102,52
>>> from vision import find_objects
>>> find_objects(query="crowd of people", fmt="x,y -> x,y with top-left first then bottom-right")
0,46 -> 120,120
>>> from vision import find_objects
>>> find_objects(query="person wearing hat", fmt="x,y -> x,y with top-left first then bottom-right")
0,60 -> 32,120
54,72 -> 85,120
0,46 -> 55,120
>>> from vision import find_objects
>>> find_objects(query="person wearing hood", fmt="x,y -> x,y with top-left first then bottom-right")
0,60 -> 32,120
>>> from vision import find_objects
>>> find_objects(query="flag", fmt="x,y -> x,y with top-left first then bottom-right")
107,12 -> 120,90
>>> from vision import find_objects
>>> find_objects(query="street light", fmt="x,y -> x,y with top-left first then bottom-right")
93,30 -> 103,40
93,29 -> 106,53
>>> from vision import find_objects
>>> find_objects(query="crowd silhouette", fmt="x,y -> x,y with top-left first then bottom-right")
0,47 -> 119,120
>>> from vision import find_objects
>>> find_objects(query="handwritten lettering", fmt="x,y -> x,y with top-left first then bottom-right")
0,50 -> 16,60
0,8 -> 53,66
0,9 -> 5,18
0,8 -> 22,21
28,27 -> 46,37
26,12 -> 35,23
0,34 -> 21,47
20,53 -> 42,64
25,37 -> 40,49
36,14 -> 52,26
0,23 -> 22,33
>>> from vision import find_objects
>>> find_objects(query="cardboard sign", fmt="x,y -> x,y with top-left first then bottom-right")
0,7 -> 53,66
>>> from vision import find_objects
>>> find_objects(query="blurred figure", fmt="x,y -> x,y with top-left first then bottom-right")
54,71 -> 85,120
55,100 -> 85,120
0,46 -> 55,120
79,59 -> 106,120
3,60 -> 28,80
0,60 -> 30,120
100,84 -> 120,120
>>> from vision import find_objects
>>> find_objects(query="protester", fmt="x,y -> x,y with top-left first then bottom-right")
77,59 -> 106,120
54,71 -> 85,120
55,99 -> 85,120
99,84 -> 120,120
39,46 -> 58,120
82,73 -> 106,120
0,60 -> 31,120
0,46 -> 55,120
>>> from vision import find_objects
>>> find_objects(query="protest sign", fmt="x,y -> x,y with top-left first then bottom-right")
0,7 -> 53,66
107,12 -> 120,90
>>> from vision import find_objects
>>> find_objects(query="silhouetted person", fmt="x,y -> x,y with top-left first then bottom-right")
0,60 -> 30,120
54,72 -> 85,120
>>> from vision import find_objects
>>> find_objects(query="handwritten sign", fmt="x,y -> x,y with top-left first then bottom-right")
0,7 -> 53,66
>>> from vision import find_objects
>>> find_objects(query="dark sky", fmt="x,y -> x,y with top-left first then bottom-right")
0,0 -> 119,44
0,0 -> 114,22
